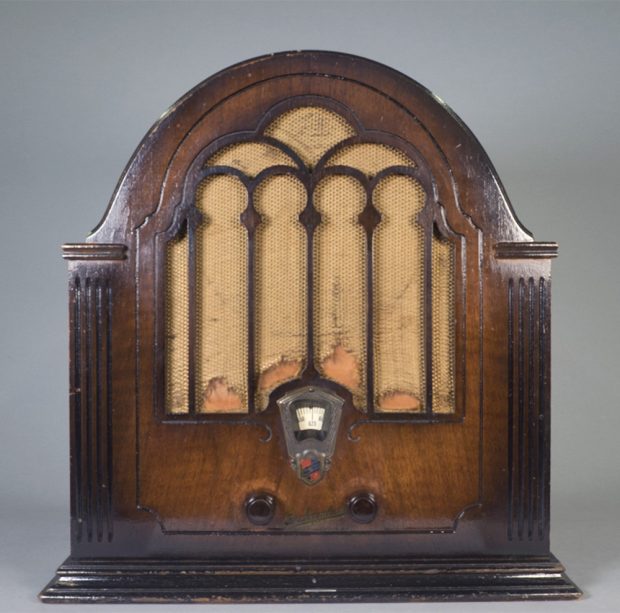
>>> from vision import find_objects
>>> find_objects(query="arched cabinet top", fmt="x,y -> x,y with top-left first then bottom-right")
89,50 -> 533,245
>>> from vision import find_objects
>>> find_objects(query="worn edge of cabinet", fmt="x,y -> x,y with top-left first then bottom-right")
495,242 -> 558,259
39,555 -> 581,603
62,243 -> 128,261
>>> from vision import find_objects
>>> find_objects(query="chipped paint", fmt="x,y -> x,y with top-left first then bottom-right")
258,358 -> 302,393
320,344 -> 360,391
201,377 -> 244,412
377,391 -> 422,412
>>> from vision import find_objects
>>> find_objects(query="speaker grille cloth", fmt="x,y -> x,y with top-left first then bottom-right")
373,176 -> 426,412
164,106 -> 456,414
195,175 -> 248,412
264,106 -> 355,167
314,175 -> 367,408
254,175 -> 307,410
327,143 -> 415,176
207,142 -> 295,176
165,232 -> 189,414
431,232 -> 456,413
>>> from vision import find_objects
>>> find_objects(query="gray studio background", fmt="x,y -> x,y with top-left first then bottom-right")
1,1 -> 618,612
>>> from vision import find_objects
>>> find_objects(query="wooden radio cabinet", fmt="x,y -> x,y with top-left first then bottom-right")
40,51 -> 580,603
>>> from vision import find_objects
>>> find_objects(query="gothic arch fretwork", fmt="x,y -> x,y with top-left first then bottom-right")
159,96 -> 465,421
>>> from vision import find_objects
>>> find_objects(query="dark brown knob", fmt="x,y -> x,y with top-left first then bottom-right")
245,493 -> 276,525
348,492 -> 377,524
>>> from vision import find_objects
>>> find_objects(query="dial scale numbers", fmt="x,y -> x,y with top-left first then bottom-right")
295,406 -> 326,431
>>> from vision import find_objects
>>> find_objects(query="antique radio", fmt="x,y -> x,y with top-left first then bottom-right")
40,51 -> 580,602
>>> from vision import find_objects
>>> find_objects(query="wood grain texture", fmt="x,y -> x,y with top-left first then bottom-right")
63,243 -> 127,261
69,274 -> 113,543
507,276 -> 551,541
40,555 -> 581,603
42,51 -> 579,603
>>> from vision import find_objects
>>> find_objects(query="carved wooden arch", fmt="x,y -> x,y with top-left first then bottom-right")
50,54 -> 577,605
129,84 -> 481,533
152,93 -> 466,423
90,53 -> 532,244
82,52 -> 538,443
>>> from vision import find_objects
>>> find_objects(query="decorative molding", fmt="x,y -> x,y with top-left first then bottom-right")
43,51 -> 582,605
63,243 -> 127,261
157,97 -> 461,421
40,555 -> 581,603
495,242 -> 558,260
507,277 -> 549,541
70,275 -> 113,543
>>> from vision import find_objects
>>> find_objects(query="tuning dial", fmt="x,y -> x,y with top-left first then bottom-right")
348,492 -> 377,524
245,493 -> 276,526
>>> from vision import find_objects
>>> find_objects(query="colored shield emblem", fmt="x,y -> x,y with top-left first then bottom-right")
296,451 -> 325,485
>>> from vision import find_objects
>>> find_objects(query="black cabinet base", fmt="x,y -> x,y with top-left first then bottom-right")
40,555 -> 581,603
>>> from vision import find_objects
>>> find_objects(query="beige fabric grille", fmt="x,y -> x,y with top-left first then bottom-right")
164,104 -> 457,416
206,142 -> 295,177
195,175 -> 249,412
373,175 -> 426,412
326,143 -> 415,176
254,175 -> 307,410
165,231 -> 190,414
313,175 -> 367,408
264,106 -> 355,167
431,231 -> 456,413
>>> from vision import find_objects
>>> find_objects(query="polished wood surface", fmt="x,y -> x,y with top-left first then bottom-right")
40,51 -> 580,602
